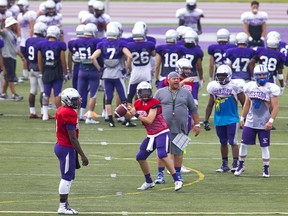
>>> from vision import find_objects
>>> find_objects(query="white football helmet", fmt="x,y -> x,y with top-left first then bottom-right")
61,88 -> 82,109
267,31 -> 281,41
216,65 -> 232,85
46,25 -> 60,39
236,32 -> 248,45
136,81 -> 152,102
254,64 -> 269,85
229,34 -> 236,45
175,58 -> 192,77
183,29 -> 198,44
88,0 -> 96,13
216,28 -> 230,42
93,0 -> 104,10
78,10 -> 89,21
266,36 -> 279,49
106,22 -> 119,39
109,21 -> 123,37
186,0 -> 196,6
133,21 -> 147,36
165,29 -> 178,43
45,0 -> 56,16
84,23 -> 98,37
33,22 -> 47,37
176,25 -> 186,39
0,0 -> 7,6
76,24 -> 85,37
17,0 -> 29,11
132,24 -> 146,40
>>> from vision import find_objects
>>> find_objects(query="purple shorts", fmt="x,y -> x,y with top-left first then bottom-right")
241,126 -> 270,147
136,132 -> 170,161
215,123 -> 238,145
54,143 -> 76,181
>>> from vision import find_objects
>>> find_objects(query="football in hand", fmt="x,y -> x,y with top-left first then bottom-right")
114,104 -> 128,118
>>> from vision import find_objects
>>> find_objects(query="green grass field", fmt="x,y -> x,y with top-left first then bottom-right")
0,50 -> 288,215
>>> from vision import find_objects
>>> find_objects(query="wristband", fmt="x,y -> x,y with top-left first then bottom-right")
134,113 -> 140,118
268,118 -> 274,123
194,123 -> 201,127
240,116 -> 245,121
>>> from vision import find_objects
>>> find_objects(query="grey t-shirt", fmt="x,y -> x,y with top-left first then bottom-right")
154,86 -> 198,134
0,28 -> 17,60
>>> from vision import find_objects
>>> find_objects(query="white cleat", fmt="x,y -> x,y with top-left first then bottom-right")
174,181 -> 183,191
57,203 -> 78,215
234,166 -> 245,176
85,118 -> 100,124
137,182 -> 155,190
181,165 -> 192,173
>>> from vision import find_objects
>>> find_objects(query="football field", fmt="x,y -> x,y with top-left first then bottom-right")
1,1 -> 288,215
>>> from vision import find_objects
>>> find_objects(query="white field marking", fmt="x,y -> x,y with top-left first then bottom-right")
0,211 -> 288,215
1,141 -> 288,145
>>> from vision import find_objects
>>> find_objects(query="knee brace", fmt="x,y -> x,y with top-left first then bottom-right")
59,179 -> 72,195
42,93 -> 49,105
261,147 -> 270,160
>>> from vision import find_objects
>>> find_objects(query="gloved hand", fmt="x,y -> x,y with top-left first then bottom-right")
203,121 -> 211,131
63,73 -> 71,83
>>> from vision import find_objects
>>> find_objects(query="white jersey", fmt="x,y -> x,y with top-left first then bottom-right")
207,79 -> 244,99
175,8 -> 203,32
17,10 -> 37,47
39,1 -> 62,14
36,13 -> 62,27
241,11 -> 268,26
243,81 -> 280,129
7,4 -> 19,18
0,10 -> 12,20
81,13 -> 111,38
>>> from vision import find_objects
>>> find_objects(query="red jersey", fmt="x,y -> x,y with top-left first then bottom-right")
134,98 -> 169,135
163,76 -> 194,93
56,106 -> 79,148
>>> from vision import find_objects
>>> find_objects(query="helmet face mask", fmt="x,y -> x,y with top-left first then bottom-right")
61,88 -> 82,109
254,65 -> 269,85
215,65 -> 232,85
137,82 -> 152,102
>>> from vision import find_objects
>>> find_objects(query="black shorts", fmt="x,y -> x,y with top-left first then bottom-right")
3,57 -> 16,82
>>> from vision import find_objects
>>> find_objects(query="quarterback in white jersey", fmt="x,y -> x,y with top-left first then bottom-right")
175,0 -> 204,35
235,64 -> 280,178
36,0 -> 62,27
37,0 -> 62,17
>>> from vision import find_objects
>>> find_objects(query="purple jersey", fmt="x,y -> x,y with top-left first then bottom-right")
225,47 -> 256,81
126,35 -> 156,45
156,43 -> 184,77
97,39 -> 126,61
126,41 -> 155,67
25,37 -> 47,71
182,45 -> 203,77
278,41 -> 288,66
74,37 -> 101,72
38,40 -> 67,83
208,43 -> 237,69
252,47 -> 285,81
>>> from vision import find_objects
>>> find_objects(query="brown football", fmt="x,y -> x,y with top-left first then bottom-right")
114,104 -> 128,118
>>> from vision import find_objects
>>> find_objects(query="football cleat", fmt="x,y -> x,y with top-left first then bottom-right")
234,162 -> 245,176
262,165 -> 270,178
29,114 -> 40,119
154,172 -> 165,184
231,161 -> 238,173
109,122 -> 115,127
181,165 -> 192,173
137,182 -> 155,190
174,181 -> 183,191
85,118 -> 100,124
57,202 -> 78,215
177,172 -> 184,182
216,165 -> 230,173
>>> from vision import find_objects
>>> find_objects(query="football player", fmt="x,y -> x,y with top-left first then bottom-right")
125,81 -> 183,191
37,0 -> 62,17
24,22 -> 47,119
208,28 -> 236,81
154,29 -> 184,89
17,0 -> 37,80
37,25 -> 68,120
91,22 -> 132,127
241,1 -> 268,47
235,64 -> 280,178
7,0 -> 19,18
73,23 -> 101,124
204,65 -> 245,173
225,32 -> 256,82
55,87 -> 88,215
249,36 -> 285,94
175,0 -> 204,35
36,0 -> 62,28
